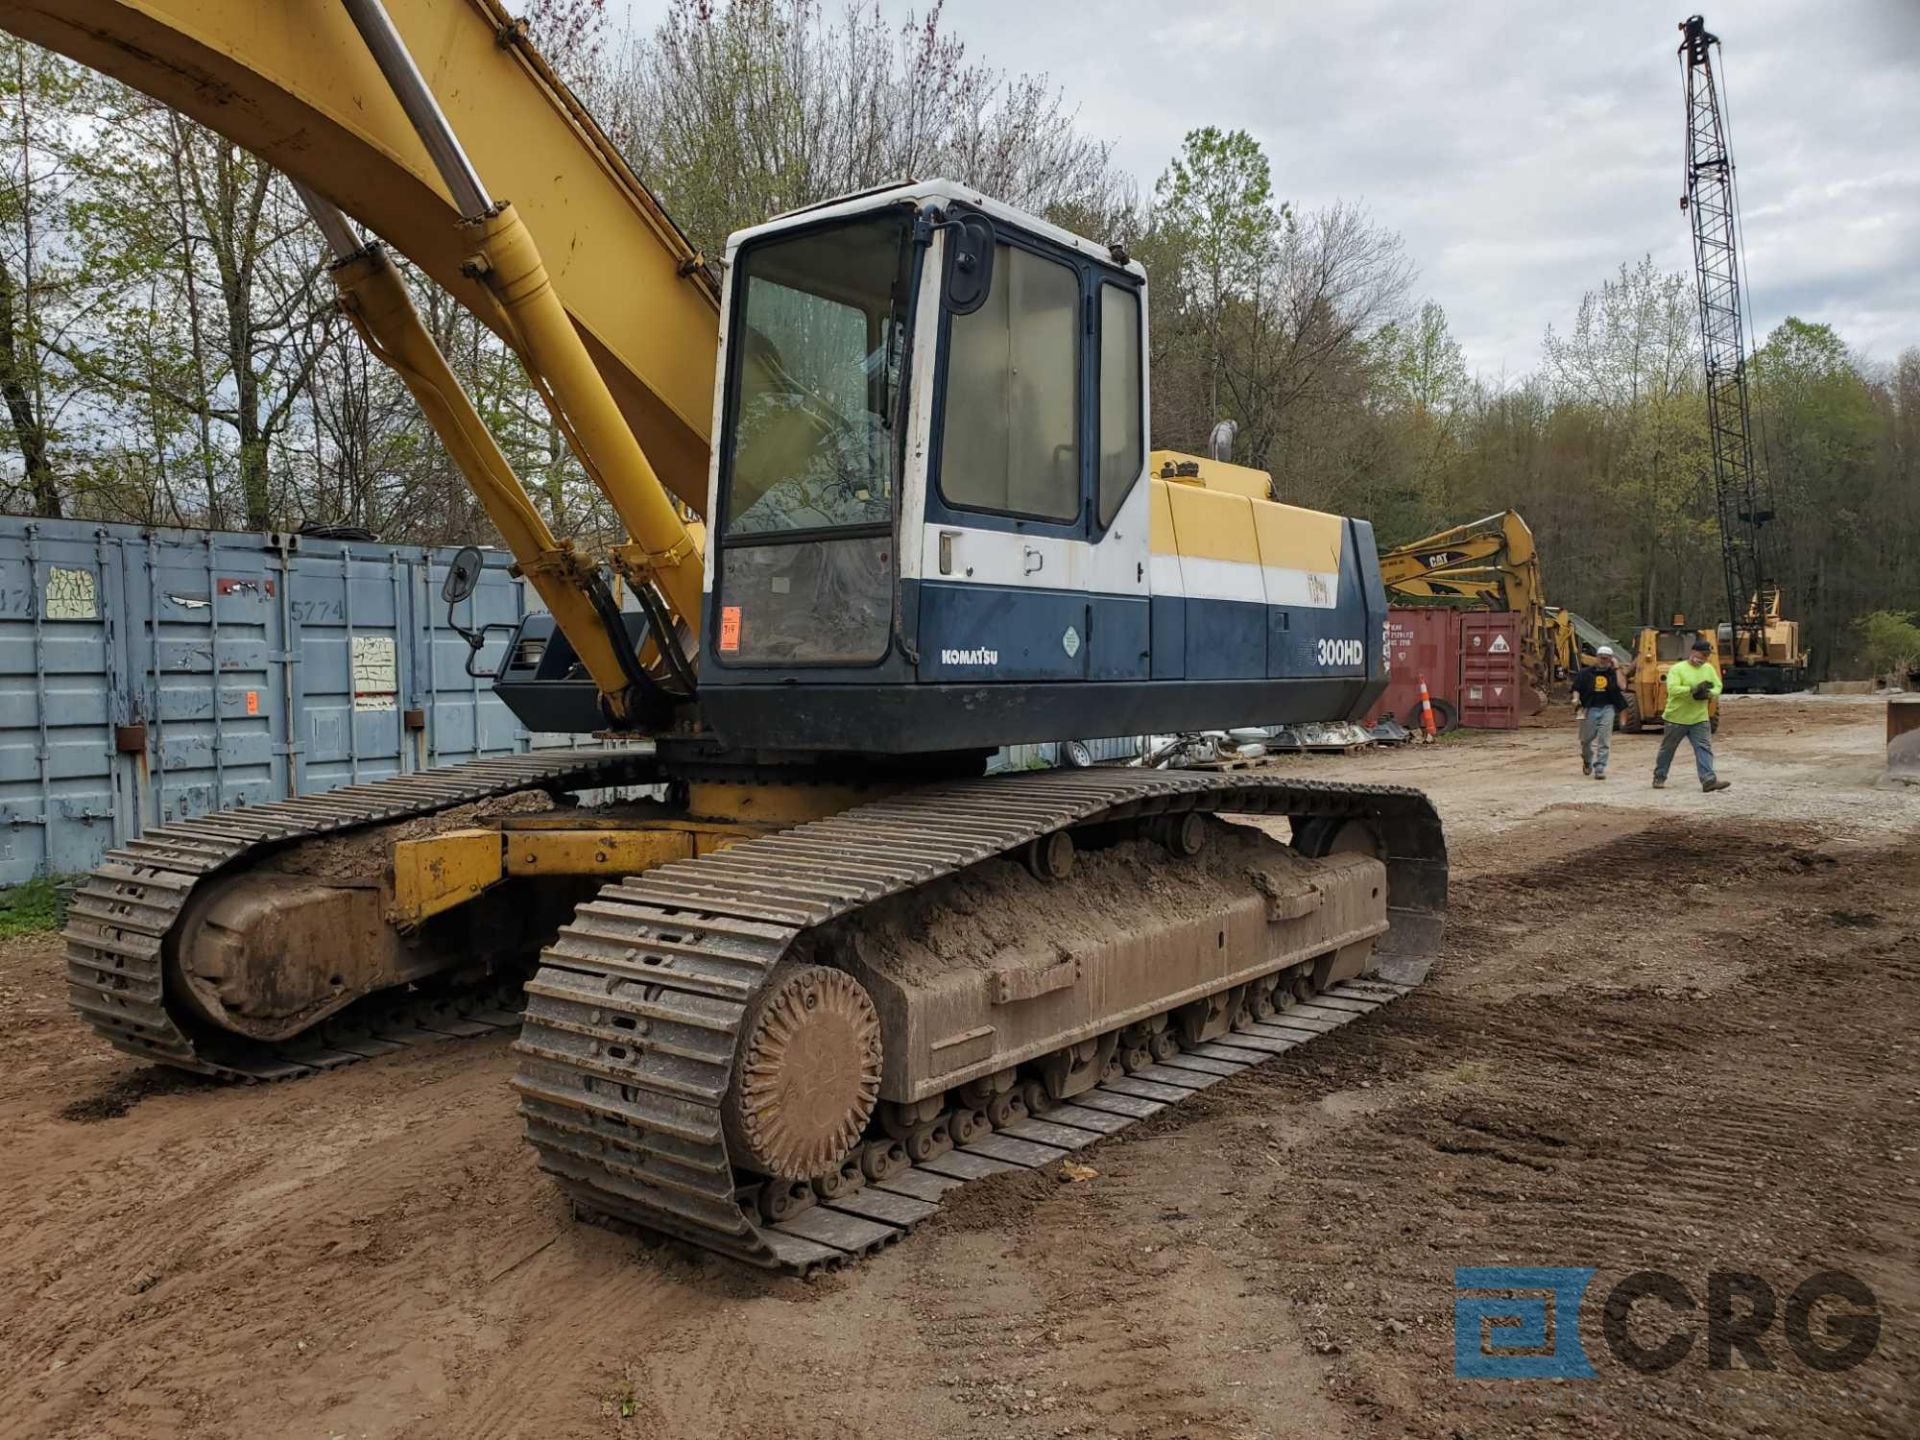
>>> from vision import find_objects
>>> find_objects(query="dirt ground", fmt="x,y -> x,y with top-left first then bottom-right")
1,696 -> 1914,1440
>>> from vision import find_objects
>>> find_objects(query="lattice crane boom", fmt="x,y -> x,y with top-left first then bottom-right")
1679,13 -> 1777,663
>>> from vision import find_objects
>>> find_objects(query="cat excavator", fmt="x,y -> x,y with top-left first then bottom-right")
1378,510 -> 1617,710
15,0 -> 1446,1271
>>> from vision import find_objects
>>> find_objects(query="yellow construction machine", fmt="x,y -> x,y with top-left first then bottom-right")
1717,587 -> 1808,691
18,0 -> 1445,1271
1619,619 -> 1722,733
1546,606 -> 1620,677
1379,510 -> 1616,707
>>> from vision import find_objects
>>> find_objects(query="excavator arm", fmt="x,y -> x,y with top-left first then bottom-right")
1377,511 -> 1541,607
3,0 -> 720,722
1379,510 -> 1563,696
9,0 -> 719,508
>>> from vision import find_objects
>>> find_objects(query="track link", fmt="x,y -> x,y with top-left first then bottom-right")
514,769 -> 1446,1272
63,748 -> 658,1080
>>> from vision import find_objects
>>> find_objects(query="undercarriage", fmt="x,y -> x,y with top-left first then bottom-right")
66,753 -> 1444,1269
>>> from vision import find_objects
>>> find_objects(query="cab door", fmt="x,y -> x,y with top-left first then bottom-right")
916,220 -> 1148,684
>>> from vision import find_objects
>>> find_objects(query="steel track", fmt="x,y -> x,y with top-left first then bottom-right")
513,769 -> 1447,1272
62,749 -> 658,1080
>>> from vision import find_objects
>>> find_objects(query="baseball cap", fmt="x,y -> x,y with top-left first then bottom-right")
1689,636 -> 1712,653
1596,645 -> 1614,657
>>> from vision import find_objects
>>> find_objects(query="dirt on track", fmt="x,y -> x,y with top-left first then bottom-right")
1,697 -> 1915,1439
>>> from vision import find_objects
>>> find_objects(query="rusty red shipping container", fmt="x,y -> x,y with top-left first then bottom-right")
1367,608 -> 1461,730
1364,607 -> 1523,731
1458,612 -> 1524,729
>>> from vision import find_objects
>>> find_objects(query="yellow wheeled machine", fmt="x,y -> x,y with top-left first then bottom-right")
1620,622 -> 1722,734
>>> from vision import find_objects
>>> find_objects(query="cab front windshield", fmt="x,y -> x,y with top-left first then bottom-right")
722,213 -> 912,536
1656,631 -> 1707,662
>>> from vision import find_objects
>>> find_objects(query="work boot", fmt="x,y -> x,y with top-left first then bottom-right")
1582,759 -> 1592,776
1652,778 -> 1667,789
1702,778 -> 1731,793
1593,770 -> 1607,781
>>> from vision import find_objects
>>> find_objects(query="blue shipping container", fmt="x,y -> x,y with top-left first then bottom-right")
0,515 -> 558,885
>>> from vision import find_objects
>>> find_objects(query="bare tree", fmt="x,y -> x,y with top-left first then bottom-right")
1543,255 -> 1696,412
597,0 -> 1131,260
65,96 -> 334,529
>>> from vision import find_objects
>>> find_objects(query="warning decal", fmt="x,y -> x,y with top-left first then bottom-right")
352,635 -> 398,712
1488,634 -> 1511,654
719,605 -> 742,653
45,566 -> 98,620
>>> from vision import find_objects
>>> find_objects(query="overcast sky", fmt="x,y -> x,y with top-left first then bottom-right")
609,0 -> 1920,378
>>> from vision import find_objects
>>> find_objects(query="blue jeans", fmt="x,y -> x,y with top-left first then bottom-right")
1655,721 -> 1716,785
1579,709 -> 1614,773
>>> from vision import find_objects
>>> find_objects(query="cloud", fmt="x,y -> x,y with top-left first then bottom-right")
610,0 -> 1920,374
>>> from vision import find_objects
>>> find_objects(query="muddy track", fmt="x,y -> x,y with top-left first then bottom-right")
517,768 -> 1447,1270
1214,821 -> 1920,1440
61,749 -> 657,1079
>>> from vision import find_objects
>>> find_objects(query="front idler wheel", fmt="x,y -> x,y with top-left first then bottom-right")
724,964 -> 883,1181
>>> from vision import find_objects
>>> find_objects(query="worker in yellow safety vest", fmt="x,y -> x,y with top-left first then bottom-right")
1653,636 -> 1731,793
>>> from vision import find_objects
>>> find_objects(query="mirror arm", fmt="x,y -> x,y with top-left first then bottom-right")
457,621 -> 522,679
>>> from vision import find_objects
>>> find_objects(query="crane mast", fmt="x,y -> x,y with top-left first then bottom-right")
1678,14 -> 1800,689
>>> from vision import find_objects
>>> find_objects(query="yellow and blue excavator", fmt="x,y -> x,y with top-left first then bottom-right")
14,0 -> 1446,1271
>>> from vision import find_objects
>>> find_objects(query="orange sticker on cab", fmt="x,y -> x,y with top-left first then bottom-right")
719,605 -> 742,653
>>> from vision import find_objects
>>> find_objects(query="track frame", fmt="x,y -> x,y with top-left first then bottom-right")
513,768 -> 1446,1271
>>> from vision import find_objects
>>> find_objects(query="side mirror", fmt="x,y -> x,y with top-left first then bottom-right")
943,214 -> 995,315
441,545 -> 485,605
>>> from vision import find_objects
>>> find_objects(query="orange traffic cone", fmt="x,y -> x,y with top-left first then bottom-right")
1417,676 -> 1438,739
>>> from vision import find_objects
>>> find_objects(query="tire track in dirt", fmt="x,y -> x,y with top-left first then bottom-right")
1,1038 -> 564,1439
1205,821 -> 1920,1440
2,702 -> 1912,1440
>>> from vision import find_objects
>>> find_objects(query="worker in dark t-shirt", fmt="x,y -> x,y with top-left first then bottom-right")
1571,645 -> 1626,779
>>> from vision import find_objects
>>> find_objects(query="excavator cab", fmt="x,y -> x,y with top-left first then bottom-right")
688,181 -> 1387,756
698,183 -> 1155,753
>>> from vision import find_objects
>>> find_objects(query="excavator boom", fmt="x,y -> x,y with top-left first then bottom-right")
1377,511 -> 1540,594
1378,510 -> 1559,700
2,0 -> 718,515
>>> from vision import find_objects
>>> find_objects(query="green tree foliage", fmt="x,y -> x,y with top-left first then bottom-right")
0,10 -> 1914,681
1144,127 -> 1411,493
1751,319 -> 1900,670
1852,610 -> 1920,686
0,35 -> 90,517
1152,127 -> 1283,421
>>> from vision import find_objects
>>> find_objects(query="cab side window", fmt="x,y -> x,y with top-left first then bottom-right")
940,243 -> 1081,522
1098,283 -> 1143,524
